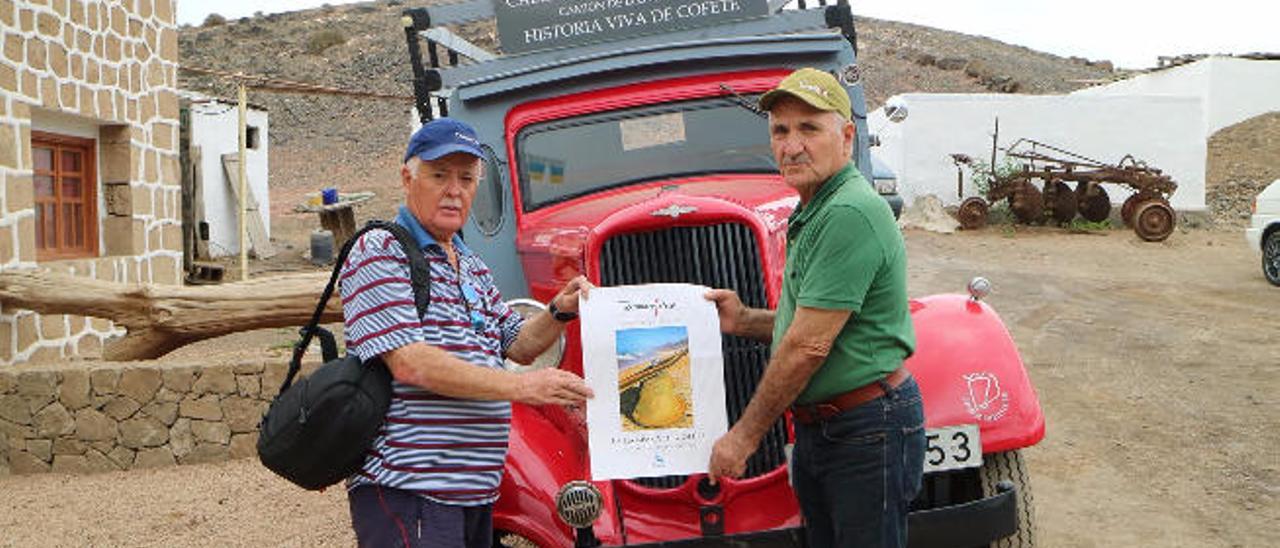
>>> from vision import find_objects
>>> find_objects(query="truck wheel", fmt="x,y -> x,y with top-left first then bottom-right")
1263,230 -> 1280,286
494,531 -> 537,548
980,450 -> 1037,548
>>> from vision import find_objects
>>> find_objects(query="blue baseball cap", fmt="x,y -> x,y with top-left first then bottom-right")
404,118 -> 485,163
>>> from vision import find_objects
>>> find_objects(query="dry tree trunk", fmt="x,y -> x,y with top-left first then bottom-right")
0,269 -> 339,361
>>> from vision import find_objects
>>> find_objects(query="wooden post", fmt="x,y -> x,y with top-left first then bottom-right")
179,105 -> 193,275
238,83 -> 249,281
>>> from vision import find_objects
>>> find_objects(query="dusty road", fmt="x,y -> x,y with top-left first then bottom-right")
1,226 -> 1276,547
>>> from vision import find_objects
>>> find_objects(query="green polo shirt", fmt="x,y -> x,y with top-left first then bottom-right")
772,162 -> 916,405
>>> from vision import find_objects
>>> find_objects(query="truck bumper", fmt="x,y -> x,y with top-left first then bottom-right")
906,480 -> 1019,548
625,528 -> 806,547
604,482 -> 1019,547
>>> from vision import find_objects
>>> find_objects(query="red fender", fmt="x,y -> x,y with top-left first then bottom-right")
906,294 -> 1046,453
494,403 -> 624,546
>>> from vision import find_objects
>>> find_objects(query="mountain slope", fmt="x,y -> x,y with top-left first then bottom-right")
176,0 -> 1119,225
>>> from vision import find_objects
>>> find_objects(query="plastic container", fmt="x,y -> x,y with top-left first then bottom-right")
310,229 -> 335,265
321,187 -> 339,205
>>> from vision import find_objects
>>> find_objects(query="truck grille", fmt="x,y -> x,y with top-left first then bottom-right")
599,223 -> 787,489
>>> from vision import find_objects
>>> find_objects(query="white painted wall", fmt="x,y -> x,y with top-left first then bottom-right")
868,93 -> 1206,211
187,100 -> 270,257
1072,57 -> 1280,136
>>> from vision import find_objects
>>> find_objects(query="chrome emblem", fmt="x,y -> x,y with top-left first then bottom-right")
650,204 -> 697,219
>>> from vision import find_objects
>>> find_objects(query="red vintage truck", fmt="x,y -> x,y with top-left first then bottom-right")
401,1 -> 1044,545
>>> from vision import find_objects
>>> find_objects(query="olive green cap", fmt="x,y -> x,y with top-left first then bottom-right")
758,68 -> 852,121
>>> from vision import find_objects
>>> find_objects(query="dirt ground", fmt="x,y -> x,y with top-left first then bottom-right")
1,225 -> 1277,547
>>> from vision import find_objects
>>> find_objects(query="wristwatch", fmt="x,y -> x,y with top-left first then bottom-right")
548,300 -> 578,322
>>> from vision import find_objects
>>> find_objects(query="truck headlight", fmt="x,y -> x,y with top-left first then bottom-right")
968,277 -> 993,301
503,299 -> 565,372
874,178 -> 897,195
555,480 -> 603,529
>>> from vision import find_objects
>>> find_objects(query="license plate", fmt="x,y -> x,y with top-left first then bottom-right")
923,424 -> 982,473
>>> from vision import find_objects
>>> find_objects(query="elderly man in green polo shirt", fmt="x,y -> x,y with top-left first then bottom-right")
705,68 -> 925,547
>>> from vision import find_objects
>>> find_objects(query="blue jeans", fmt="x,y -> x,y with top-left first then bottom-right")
790,377 -> 926,548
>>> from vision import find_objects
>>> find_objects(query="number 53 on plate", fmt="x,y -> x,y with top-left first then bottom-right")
923,424 -> 983,473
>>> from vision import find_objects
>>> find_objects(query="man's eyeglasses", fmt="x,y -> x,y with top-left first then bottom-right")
459,280 -> 486,334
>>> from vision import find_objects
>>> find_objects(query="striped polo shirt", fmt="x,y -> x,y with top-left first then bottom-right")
339,206 -> 524,505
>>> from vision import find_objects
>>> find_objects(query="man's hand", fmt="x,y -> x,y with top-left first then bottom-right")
513,368 -> 594,406
704,289 -> 746,335
552,275 -> 594,314
707,427 -> 758,484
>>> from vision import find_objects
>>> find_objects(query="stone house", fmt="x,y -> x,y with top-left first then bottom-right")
0,0 -> 181,365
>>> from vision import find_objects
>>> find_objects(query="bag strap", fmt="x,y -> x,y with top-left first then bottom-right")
275,220 -> 432,395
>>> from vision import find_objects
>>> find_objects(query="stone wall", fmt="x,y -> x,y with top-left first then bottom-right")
0,0 -> 183,365
0,359 -> 316,475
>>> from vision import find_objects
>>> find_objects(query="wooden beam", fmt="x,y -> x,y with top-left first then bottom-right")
0,269 -> 340,361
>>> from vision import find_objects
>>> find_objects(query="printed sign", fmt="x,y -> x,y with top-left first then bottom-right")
620,112 -> 687,151
581,284 -> 728,480
493,0 -> 770,55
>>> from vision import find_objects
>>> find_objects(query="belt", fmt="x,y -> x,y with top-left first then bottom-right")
790,368 -> 911,425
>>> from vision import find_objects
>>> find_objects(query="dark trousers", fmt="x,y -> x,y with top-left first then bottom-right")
790,377 -> 926,548
348,485 -> 493,548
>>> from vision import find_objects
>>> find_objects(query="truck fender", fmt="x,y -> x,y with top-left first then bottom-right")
494,404 -> 622,546
905,294 -> 1046,453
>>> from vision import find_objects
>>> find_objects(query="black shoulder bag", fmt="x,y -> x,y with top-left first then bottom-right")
257,220 -> 431,491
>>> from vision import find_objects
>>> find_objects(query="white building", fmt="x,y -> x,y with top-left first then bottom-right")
869,56 -> 1280,213
180,91 -> 270,257
870,93 -> 1205,211
1072,56 -> 1280,136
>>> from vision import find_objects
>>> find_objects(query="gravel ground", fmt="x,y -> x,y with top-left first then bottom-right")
2,226 -> 1276,547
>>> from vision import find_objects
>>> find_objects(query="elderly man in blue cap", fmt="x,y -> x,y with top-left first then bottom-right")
339,118 -> 594,547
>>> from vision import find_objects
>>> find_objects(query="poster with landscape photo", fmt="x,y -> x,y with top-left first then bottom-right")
581,284 -> 727,481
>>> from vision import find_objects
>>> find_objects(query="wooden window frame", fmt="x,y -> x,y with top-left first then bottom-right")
31,131 -> 99,261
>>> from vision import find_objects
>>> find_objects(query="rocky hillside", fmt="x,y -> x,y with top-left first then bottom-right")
1206,112 -> 1280,227
177,0 -> 1120,214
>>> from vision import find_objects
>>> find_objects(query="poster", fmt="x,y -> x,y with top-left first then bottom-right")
580,284 -> 727,481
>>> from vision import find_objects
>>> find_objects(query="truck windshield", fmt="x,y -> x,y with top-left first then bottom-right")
515,97 -> 774,211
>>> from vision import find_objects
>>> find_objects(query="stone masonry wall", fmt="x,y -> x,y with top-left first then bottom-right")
0,359 -> 316,475
0,0 -> 183,365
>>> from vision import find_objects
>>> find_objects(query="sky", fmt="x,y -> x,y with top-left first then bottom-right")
177,0 -> 1279,69
616,325 -> 686,368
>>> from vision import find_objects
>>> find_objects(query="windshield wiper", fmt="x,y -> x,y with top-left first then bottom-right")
718,84 -> 766,119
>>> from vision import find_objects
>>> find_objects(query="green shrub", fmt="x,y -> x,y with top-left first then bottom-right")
306,29 -> 347,54
1069,218 -> 1113,232
203,13 -> 226,27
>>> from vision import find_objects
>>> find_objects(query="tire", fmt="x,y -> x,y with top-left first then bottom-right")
494,531 -> 538,548
980,450 -> 1037,548
1263,230 -> 1280,287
